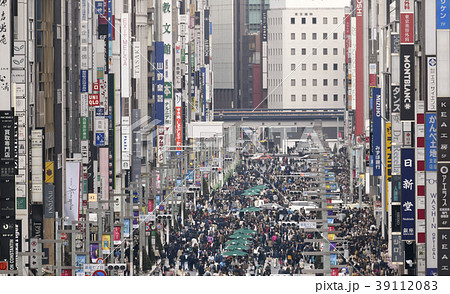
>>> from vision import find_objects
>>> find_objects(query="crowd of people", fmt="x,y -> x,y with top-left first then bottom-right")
149,146 -> 394,276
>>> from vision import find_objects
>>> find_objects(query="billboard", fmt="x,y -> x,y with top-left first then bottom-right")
401,148 -> 415,240
438,163 -> 450,228
426,172 -> 438,274
373,88 -> 382,176
400,45 -> 415,120
426,113 -> 438,171
64,162 -> 81,225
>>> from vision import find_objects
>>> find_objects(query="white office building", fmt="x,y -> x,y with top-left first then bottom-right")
267,0 -> 348,109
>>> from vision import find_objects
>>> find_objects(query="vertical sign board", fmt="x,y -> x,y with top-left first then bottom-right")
426,113 -> 438,171
438,229 -> 450,275
437,0 -> 450,30
174,43 -> 182,89
133,42 -> 141,79
392,204 -> 402,233
204,9 -> 210,65
121,13 -> 129,98
157,126 -> 164,164
162,1 -> 173,134
175,93 -> 182,155
438,98 -> 450,161
400,0 -> 414,44
386,122 -> 392,211
64,162 -> 81,226
401,148 -> 415,240
31,129 -> 43,203
400,45 -> 415,120
373,88 -> 382,176
438,162 -> 450,228
428,57 -> 437,111
155,42 -> 164,125
81,70 -> 88,93
392,234 -> 404,264
355,0 -> 364,136
121,117 -> 130,170
0,1 -> 10,110
426,172 -> 438,275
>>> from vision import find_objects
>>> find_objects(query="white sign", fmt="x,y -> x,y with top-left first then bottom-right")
298,222 -> 317,229
427,57 -> 437,111
0,1 -> 11,110
83,264 -> 105,273
121,13 -> 130,97
122,117 -> 130,170
31,130 -> 43,203
426,172 -> 438,270
65,162 -> 81,225
173,187 -> 188,193
200,167 -> 211,172
133,41 -> 141,78
157,126 -> 164,164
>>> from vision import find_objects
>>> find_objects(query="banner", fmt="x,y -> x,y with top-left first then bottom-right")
426,172 -> 438,274
426,113 -> 438,171
90,244 -> 99,263
102,235 -> 111,255
64,162 -> 81,225
400,45 -> 415,120
373,88 -> 382,176
437,98 -> 450,161
123,219 -> 130,238
401,148 -> 415,240
438,163 -> 450,228
392,234 -> 404,263
113,227 -> 121,245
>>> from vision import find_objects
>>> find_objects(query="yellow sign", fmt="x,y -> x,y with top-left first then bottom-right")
386,123 -> 392,212
45,161 -> 54,183
88,193 -> 98,202
102,235 -> 111,254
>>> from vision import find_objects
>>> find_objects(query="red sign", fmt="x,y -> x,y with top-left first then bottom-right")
113,227 -> 121,244
331,268 -> 339,276
400,13 -> 414,44
175,106 -> 182,152
344,14 -> 350,64
93,82 -> 100,91
61,233 -> 68,240
61,269 -> 72,276
89,94 -> 100,106
0,261 -> 7,270
148,199 -> 154,213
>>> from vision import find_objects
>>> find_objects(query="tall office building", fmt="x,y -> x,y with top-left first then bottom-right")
267,0 -> 347,109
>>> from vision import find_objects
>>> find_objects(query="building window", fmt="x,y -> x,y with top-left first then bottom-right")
333,63 -> 338,70
323,94 -> 328,101
291,33 -> 295,40
312,33 -> 317,40
334,94 -> 338,101
313,94 -> 317,101
291,48 -> 295,55
301,33 -> 306,40
291,79 -> 296,86
291,63 -> 296,70
312,48 -> 317,55
302,79 -> 306,86
323,79 -> 328,86
291,17 -> 295,24
302,64 -> 306,71
333,17 -> 338,24
333,79 -> 338,86
302,17 -> 306,24
323,48 -> 328,55
291,95 -> 296,101
312,17 -> 316,24
333,48 -> 338,55
313,79 -> 317,86
323,17 -> 327,24
323,33 -> 327,40
333,33 -> 338,40
302,48 -> 306,55
323,63 -> 328,70
312,64 -> 317,71
302,94 -> 306,101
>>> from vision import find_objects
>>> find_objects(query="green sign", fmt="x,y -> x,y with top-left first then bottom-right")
81,117 -> 88,140
17,197 -> 26,210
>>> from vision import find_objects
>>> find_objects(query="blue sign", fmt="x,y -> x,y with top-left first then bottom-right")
186,170 -> 194,182
95,1 -> 104,14
201,67 -> 207,121
123,219 -> 130,237
156,195 -> 161,206
401,148 -> 415,241
95,107 -> 105,117
426,113 -> 437,171
427,268 -> 438,276
372,88 -> 382,176
437,0 -> 450,30
108,0 -> 112,40
154,42 -> 164,125
95,133 -> 106,146
159,205 -> 165,211
133,191 -> 138,204
81,70 -> 88,93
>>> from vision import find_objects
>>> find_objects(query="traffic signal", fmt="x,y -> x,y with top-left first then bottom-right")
188,186 -> 201,192
289,190 -> 301,195
224,158 -> 232,162
107,263 -> 127,271
157,214 -> 172,221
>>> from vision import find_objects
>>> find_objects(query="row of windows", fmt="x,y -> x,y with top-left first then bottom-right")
290,47 -> 340,56
290,94 -> 340,102
268,63 -> 342,71
290,32 -> 341,40
291,16 -> 339,25
290,78 -> 341,87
